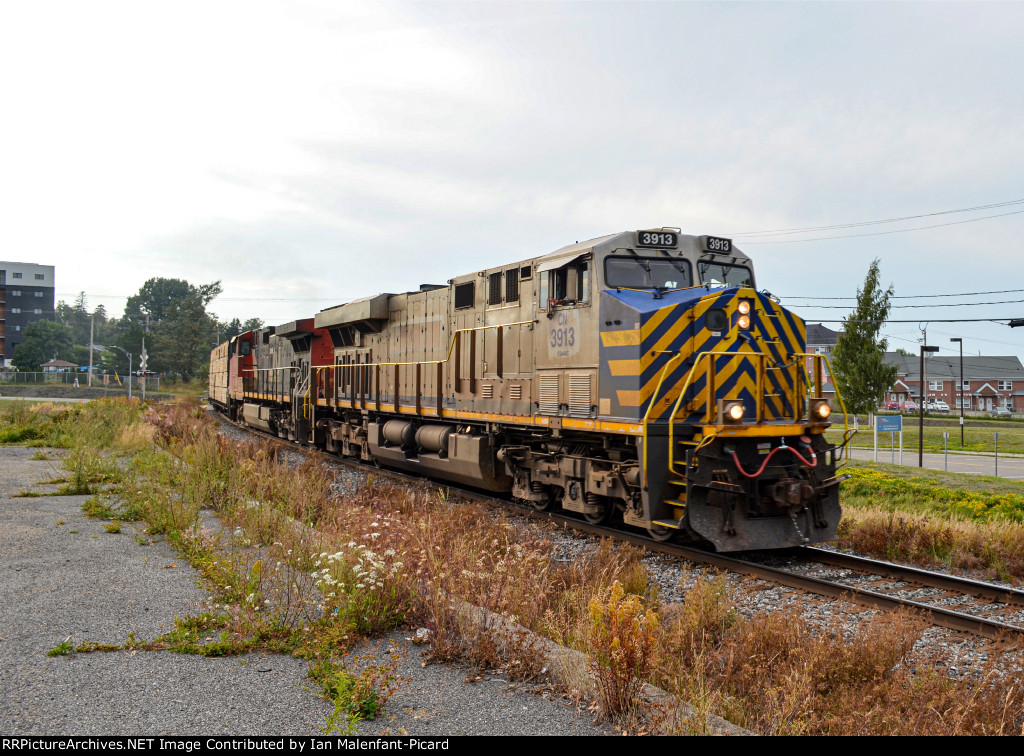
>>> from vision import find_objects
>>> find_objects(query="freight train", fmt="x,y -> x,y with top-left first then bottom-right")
209,229 -> 852,551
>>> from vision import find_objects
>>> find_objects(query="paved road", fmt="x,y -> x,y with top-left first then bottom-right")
848,444 -> 1024,480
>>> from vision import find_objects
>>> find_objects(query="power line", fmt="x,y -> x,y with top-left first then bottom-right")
731,197 -> 1024,237
796,298 -> 1024,309
56,292 -> 339,302
782,287 -> 1024,301
741,207 -> 1024,244
814,317 -> 1019,324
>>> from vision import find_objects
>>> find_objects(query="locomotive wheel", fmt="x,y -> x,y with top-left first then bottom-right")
647,523 -> 675,542
583,498 -> 612,525
530,497 -> 553,512
529,484 -> 555,512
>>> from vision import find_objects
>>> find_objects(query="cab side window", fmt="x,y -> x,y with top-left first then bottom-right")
540,259 -> 590,308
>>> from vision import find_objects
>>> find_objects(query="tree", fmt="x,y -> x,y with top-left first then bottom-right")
830,259 -> 898,415
114,278 -> 222,380
153,290 -> 219,381
219,316 -> 264,342
123,278 -> 221,329
12,321 -> 75,370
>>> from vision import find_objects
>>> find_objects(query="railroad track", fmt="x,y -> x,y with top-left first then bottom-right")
213,409 -> 1024,641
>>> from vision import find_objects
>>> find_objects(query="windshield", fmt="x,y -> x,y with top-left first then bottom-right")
604,256 -> 692,289
697,259 -> 753,289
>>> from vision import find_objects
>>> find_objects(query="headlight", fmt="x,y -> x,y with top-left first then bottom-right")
737,314 -> 751,330
809,398 -> 832,421
718,399 -> 745,424
737,300 -> 751,315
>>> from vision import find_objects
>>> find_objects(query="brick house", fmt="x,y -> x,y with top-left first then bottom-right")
883,352 -> 1024,412
805,324 -> 839,401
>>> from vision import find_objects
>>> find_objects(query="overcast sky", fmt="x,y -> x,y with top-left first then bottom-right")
3,0 -> 1023,366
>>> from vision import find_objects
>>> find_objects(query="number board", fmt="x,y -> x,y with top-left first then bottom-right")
636,230 -> 678,248
700,235 -> 733,254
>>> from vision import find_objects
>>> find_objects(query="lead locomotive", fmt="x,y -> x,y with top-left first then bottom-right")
210,229 -> 851,551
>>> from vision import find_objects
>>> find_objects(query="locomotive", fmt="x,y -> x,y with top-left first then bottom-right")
209,229 -> 851,551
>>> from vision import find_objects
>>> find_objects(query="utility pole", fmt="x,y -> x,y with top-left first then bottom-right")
140,336 -> 147,401
951,337 -> 964,447
87,314 -> 94,388
919,345 -> 939,466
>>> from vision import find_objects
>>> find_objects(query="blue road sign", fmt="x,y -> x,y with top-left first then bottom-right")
876,415 -> 903,433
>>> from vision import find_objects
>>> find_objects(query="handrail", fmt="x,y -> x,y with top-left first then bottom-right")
666,350 -> 761,475
800,353 -> 851,431
309,320 -> 535,372
640,353 -> 685,487
640,349 -> 853,482
302,320 -> 536,416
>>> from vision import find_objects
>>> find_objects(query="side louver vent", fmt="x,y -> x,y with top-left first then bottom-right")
538,374 -> 559,415
509,384 -> 522,400
480,384 -> 493,399
568,374 -> 592,417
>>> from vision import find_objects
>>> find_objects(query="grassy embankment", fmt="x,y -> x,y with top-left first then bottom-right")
827,416 -> 1024,454
837,459 -> 1024,581
4,398 -> 1024,735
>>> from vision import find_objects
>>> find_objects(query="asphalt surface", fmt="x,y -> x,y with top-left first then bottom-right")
0,446 -> 612,736
848,444 -> 1024,479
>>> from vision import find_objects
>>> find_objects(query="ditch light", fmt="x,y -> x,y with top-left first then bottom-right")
809,398 -> 832,422
718,399 -> 746,424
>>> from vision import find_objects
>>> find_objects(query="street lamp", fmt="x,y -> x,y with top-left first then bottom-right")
94,344 -> 132,399
919,345 -> 939,467
950,337 -> 964,447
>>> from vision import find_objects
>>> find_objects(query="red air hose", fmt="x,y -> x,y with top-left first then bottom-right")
729,438 -> 818,479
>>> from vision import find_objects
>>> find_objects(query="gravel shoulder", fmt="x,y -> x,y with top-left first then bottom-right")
0,446 -> 611,736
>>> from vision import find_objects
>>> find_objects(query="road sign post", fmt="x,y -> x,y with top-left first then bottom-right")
139,346 -> 148,402
875,414 -> 903,465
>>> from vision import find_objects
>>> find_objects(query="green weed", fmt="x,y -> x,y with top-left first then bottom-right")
47,638 -> 75,657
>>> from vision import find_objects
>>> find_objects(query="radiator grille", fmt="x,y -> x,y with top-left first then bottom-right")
568,374 -> 592,417
538,374 -> 559,415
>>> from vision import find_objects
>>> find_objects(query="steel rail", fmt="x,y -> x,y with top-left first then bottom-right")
572,523 -> 1024,640
800,546 -> 1024,607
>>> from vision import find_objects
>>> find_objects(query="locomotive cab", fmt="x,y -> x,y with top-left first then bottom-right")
588,231 -> 847,549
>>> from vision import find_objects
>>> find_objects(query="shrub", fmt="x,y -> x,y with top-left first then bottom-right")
587,580 -> 659,717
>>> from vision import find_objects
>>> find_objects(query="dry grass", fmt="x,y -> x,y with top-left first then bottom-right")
838,462 -> 1024,583
24,397 -> 1024,735
655,576 -> 1024,735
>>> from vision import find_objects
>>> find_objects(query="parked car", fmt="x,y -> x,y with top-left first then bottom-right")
900,401 -> 918,412
883,401 -> 901,411
926,400 -> 950,413
990,407 -> 1013,419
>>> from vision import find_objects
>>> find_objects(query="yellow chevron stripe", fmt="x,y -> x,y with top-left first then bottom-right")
638,296 -> 724,397
608,359 -> 642,377
601,330 -> 641,347
617,389 -> 642,407
640,304 -> 678,341
650,359 -> 761,420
